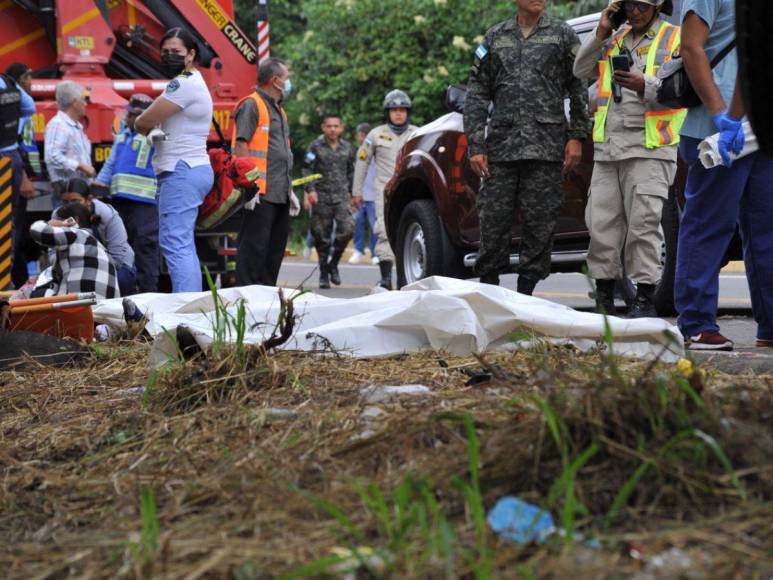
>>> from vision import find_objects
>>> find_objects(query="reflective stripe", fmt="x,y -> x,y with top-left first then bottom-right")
246,149 -> 268,159
197,187 -> 241,230
111,172 -> 157,201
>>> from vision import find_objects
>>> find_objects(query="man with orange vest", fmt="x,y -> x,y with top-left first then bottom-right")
232,57 -> 299,287
574,0 -> 685,318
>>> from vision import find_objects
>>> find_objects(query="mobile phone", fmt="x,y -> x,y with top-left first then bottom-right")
611,8 -> 626,29
611,55 -> 630,72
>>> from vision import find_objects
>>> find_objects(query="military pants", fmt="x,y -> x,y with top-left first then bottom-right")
374,189 -> 395,262
311,201 -> 354,257
474,161 -> 563,281
585,158 -> 675,285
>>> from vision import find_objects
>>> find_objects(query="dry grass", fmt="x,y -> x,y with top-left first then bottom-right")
1,339 -> 771,579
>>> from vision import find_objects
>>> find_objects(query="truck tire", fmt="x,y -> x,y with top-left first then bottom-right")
653,188 -> 679,316
396,199 -> 452,288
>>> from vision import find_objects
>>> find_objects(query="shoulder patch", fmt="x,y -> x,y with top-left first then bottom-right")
364,138 -> 372,146
358,149 -> 368,161
305,151 -> 317,162
166,79 -> 180,93
475,43 -> 489,60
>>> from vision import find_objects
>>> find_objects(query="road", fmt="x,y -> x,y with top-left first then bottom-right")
277,259 -> 769,361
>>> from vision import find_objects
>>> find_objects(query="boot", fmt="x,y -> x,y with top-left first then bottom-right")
479,273 -> 500,286
594,279 -> 616,315
627,283 -> 657,318
517,275 -> 537,296
378,260 -> 393,290
329,248 -> 344,286
318,252 -> 331,289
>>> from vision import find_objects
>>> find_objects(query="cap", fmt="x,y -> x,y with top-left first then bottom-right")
124,93 -> 153,114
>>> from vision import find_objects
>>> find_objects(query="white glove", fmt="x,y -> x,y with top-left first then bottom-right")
289,190 -> 301,217
146,127 -> 166,145
244,191 -> 260,211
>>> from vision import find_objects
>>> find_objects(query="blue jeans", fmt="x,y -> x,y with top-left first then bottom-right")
676,136 -> 773,340
116,263 -> 137,296
352,200 -> 377,254
158,160 -> 213,293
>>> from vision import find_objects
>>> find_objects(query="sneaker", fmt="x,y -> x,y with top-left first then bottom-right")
686,332 -> 734,351
348,250 -> 363,264
756,338 -> 773,348
122,298 -> 145,324
302,246 -> 312,259
371,255 -> 380,265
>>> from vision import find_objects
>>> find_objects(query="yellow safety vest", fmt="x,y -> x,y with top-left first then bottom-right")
593,22 -> 687,149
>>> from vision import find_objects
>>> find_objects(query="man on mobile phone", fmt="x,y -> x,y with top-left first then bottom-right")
573,0 -> 685,317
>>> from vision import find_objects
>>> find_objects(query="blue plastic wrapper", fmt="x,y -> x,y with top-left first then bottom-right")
486,496 -> 555,544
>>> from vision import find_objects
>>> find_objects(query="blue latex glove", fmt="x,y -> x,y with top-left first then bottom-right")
712,113 -> 745,167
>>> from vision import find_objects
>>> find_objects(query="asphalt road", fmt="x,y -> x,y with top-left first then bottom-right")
277,259 -> 771,365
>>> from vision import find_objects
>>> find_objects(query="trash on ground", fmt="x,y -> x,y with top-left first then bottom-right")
486,496 -> 555,545
359,384 -> 431,403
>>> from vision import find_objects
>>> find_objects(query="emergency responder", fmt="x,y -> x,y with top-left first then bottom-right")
232,57 -> 301,287
464,0 -> 591,295
352,90 -> 418,290
135,27 -> 214,293
574,0 -> 684,317
0,66 -> 35,290
302,113 -> 355,289
4,63 -> 38,289
95,94 -> 159,294
349,122 -> 379,265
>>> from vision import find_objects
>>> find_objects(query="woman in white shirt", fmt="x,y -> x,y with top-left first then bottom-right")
135,28 -> 214,293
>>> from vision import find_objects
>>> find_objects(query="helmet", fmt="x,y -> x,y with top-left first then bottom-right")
383,89 -> 412,110
609,0 -> 673,15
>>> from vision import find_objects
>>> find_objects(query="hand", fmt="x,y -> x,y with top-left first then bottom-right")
20,174 -> 35,199
713,113 -> 745,167
289,190 -> 301,217
598,2 -> 621,39
613,70 -> 645,93
469,154 -> 489,179
78,163 -> 96,178
351,195 -> 363,210
306,190 -> 318,206
563,139 -> 583,175
48,219 -> 70,227
92,180 -> 108,187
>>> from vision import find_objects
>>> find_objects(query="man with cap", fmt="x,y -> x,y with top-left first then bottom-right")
95,94 -> 160,293
352,90 -> 418,290
574,0 -> 684,317
464,0 -> 591,295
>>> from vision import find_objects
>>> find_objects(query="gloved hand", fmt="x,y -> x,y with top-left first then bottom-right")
289,190 -> 301,217
712,112 -> 745,167
146,127 -> 166,145
244,191 -> 260,211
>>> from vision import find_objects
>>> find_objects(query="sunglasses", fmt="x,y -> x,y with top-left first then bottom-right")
622,2 -> 653,13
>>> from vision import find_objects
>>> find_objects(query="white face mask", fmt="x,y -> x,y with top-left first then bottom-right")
275,77 -> 292,98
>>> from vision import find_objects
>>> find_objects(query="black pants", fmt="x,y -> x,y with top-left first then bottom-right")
110,197 -> 160,293
236,196 -> 289,287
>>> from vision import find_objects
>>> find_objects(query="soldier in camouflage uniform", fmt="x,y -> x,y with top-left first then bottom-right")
302,113 -> 355,288
464,0 -> 591,295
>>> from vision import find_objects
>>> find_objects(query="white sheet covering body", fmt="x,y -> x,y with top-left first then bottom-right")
93,277 -> 684,365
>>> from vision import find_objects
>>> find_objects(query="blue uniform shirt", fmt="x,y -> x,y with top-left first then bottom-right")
0,77 -> 35,153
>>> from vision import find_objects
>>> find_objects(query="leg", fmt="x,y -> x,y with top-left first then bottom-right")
585,161 -> 626,282
366,201 -> 378,256
675,136 -> 748,338
311,202 -> 334,288
116,263 -> 138,296
738,152 -> 773,341
329,202 -> 355,286
262,201 -> 290,286
374,188 -> 395,262
473,161 -> 519,282
236,194 -> 275,286
11,187 -> 29,288
516,161 -> 564,283
352,204 -> 366,253
120,200 -> 160,293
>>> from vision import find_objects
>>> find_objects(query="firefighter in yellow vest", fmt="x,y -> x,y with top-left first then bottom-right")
574,0 -> 685,317
232,57 -> 300,287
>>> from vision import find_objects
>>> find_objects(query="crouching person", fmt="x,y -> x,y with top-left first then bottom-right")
574,0 -> 685,317
30,202 -> 119,299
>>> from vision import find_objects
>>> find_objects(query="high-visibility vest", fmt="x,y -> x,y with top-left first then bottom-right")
111,130 -> 157,204
593,22 -> 687,149
20,117 -> 41,175
231,92 -> 288,194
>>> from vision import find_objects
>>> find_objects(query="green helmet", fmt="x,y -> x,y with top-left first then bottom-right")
383,89 -> 412,110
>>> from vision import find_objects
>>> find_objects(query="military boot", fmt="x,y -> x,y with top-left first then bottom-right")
628,283 -> 657,318
479,273 -> 500,286
329,248 -> 344,286
378,261 -> 393,290
517,275 -> 538,296
318,251 -> 331,289
594,279 -> 616,315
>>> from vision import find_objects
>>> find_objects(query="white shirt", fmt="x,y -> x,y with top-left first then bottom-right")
44,111 -> 92,183
153,69 -> 213,173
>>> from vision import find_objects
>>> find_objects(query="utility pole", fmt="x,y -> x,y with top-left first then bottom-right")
256,0 -> 270,64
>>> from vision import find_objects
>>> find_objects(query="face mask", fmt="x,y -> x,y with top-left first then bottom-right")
161,53 -> 187,78
276,78 -> 292,98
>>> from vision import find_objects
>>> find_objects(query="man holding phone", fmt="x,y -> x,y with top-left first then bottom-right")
574,0 -> 685,317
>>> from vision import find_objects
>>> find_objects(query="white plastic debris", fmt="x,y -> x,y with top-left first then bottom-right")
360,384 -> 431,403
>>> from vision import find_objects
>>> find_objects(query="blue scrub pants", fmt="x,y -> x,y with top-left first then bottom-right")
158,160 -> 213,293
676,136 -> 773,341
352,200 -> 377,255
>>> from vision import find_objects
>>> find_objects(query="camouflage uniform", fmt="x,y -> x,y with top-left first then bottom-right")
302,136 -> 355,257
464,14 -> 591,282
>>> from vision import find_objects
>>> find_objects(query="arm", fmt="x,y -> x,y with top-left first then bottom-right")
44,121 -> 79,173
135,97 -> 181,135
29,220 -> 78,250
573,27 -> 607,80
232,100 -> 258,159
95,134 -> 120,185
347,144 -> 355,195
352,132 -> 375,199
18,86 -> 35,117
301,144 -> 319,208
101,205 -> 132,264
728,73 -> 744,118
681,11 -> 725,115
463,37 -> 493,161
565,26 -> 592,143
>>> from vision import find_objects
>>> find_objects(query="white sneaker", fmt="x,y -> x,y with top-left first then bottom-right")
302,246 -> 312,259
348,250 -> 364,264
371,256 -> 380,265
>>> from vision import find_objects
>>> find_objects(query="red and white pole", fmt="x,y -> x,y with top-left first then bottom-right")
257,0 -> 270,64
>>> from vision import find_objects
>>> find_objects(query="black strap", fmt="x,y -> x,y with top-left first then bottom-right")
211,115 -> 227,147
709,38 -> 736,69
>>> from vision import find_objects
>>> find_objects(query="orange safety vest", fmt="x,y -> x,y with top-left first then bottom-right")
231,92 -> 288,194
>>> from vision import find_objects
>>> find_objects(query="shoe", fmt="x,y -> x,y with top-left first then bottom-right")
378,260 -> 393,290
686,332 -> 734,351
371,255 -> 380,265
348,250 -> 363,264
517,276 -> 537,296
318,252 -> 331,289
627,283 -> 657,318
756,338 -> 773,348
329,248 -> 344,286
594,279 -> 616,315
122,298 -> 144,323
479,273 -> 500,286
303,246 -> 312,260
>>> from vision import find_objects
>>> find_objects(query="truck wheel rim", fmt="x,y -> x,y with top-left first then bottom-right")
403,222 -> 426,283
